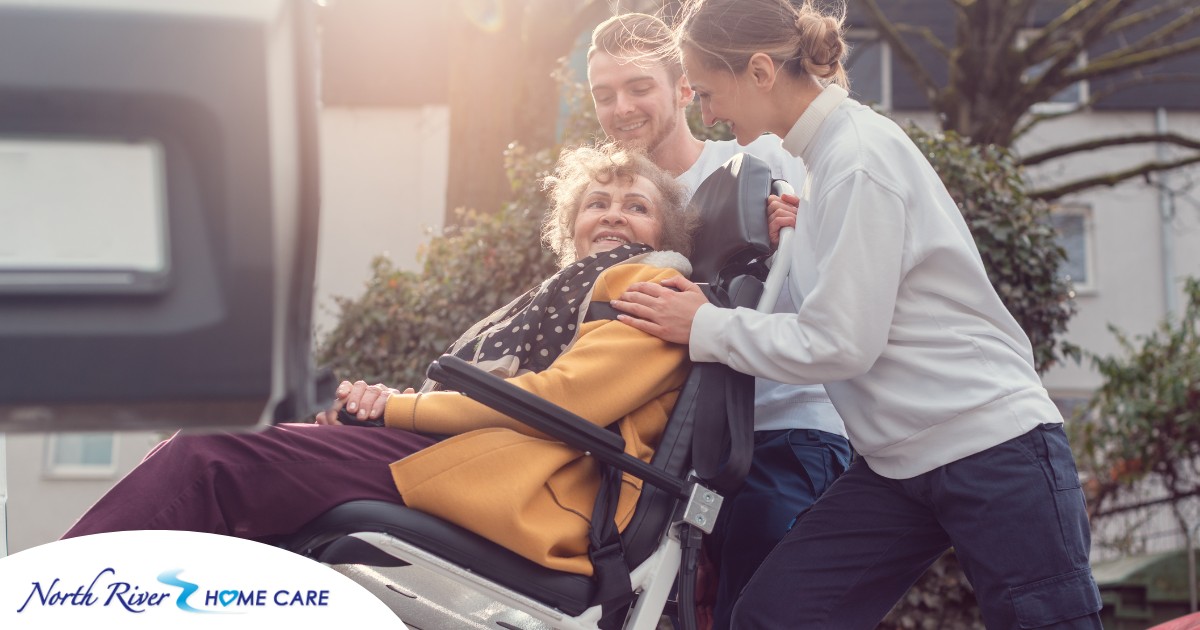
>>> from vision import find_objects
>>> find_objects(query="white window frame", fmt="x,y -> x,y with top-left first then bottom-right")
1017,29 -> 1090,114
1051,203 -> 1097,295
845,28 -> 892,111
43,432 -> 119,480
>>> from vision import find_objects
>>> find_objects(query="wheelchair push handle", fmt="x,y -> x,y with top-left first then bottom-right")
758,178 -> 797,311
771,178 -> 795,198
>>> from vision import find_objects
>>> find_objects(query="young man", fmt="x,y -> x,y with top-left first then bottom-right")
586,13 -> 850,629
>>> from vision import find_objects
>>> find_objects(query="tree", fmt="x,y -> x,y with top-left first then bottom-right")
444,0 -> 623,222
854,0 -> 1200,201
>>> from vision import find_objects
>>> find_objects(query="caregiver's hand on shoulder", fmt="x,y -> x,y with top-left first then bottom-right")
612,275 -> 709,345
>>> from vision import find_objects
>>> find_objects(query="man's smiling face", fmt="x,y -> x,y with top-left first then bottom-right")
588,51 -> 689,155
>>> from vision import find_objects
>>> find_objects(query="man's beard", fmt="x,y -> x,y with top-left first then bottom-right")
640,108 -> 680,157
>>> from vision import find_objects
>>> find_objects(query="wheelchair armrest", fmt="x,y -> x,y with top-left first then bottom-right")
427,355 -> 686,497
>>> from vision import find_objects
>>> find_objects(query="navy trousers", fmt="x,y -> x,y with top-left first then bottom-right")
63,423 -> 437,539
708,428 -> 851,630
730,424 -> 1102,629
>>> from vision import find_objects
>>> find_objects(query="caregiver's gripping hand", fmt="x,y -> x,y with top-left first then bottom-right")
613,275 -> 711,345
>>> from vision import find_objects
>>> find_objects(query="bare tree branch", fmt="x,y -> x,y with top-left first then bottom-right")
894,23 -> 952,59
1023,0 -> 1135,64
1012,108 -> 1082,141
1092,487 -> 1200,520
1085,71 -> 1200,104
1104,5 -> 1200,58
1021,2 -> 1200,103
1012,73 -> 1200,140
994,0 -> 1040,57
854,0 -> 943,102
1020,132 -> 1200,166
1019,1 -> 1137,107
1105,0 -> 1199,36
1031,154 -> 1200,201
1075,36 -> 1200,83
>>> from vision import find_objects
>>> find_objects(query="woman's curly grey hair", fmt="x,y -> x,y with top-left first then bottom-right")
541,143 -> 695,267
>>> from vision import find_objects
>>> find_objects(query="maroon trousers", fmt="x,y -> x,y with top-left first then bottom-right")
63,423 -> 438,540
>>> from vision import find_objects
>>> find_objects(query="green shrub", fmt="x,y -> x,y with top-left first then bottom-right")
316,65 -> 600,387
1072,277 -> 1200,528
315,145 -> 559,387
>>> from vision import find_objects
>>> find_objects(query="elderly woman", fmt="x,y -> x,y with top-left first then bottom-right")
64,143 -> 696,577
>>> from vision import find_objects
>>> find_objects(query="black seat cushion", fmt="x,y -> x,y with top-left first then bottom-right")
285,499 -> 596,616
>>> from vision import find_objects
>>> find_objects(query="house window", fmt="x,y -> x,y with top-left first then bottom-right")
1050,204 -> 1095,293
45,432 -> 118,479
845,29 -> 892,110
1017,29 -> 1089,113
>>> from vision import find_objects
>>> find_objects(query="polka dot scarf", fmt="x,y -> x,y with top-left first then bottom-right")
429,243 -> 655,389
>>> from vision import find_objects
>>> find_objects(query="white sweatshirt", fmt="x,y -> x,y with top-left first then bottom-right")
678,136 -> 845,437
689,85 -> 1062,479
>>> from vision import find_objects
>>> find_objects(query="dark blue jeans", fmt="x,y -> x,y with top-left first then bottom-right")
708,428 -> 851,630
730,424 -> 1102,629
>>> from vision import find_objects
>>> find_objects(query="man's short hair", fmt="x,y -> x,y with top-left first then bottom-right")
588,12 -> 683,83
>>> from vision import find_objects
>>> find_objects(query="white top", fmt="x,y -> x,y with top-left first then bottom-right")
690,85 -> 1062,478
678,135 -> 845,437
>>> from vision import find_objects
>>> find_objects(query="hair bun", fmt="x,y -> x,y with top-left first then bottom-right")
679,0 -> 850,90
794,11 -> 845,81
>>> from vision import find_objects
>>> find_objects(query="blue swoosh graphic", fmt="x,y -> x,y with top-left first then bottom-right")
157,569 -> 222,614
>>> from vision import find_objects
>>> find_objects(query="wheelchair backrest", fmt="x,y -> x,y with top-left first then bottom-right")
620,153 -> 774,566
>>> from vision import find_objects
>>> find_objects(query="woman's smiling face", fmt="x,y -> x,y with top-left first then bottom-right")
683,45 -> 768,146
572,174 -> 664,259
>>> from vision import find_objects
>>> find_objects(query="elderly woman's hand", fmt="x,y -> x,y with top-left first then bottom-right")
314,380 -> 413,425
767,193 -> 799,249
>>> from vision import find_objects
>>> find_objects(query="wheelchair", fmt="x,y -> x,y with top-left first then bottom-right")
280,153 -> 793,630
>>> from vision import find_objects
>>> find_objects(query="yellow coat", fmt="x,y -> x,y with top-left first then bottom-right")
383,263 -> 689,575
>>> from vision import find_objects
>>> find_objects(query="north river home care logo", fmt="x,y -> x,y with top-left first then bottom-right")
0,530 -> 406,629
17,566 -> 332,614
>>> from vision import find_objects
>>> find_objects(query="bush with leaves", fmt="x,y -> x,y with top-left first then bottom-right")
316,65 -> 601,387
315,145 -> 561,387
1071,278 -> 1200,528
